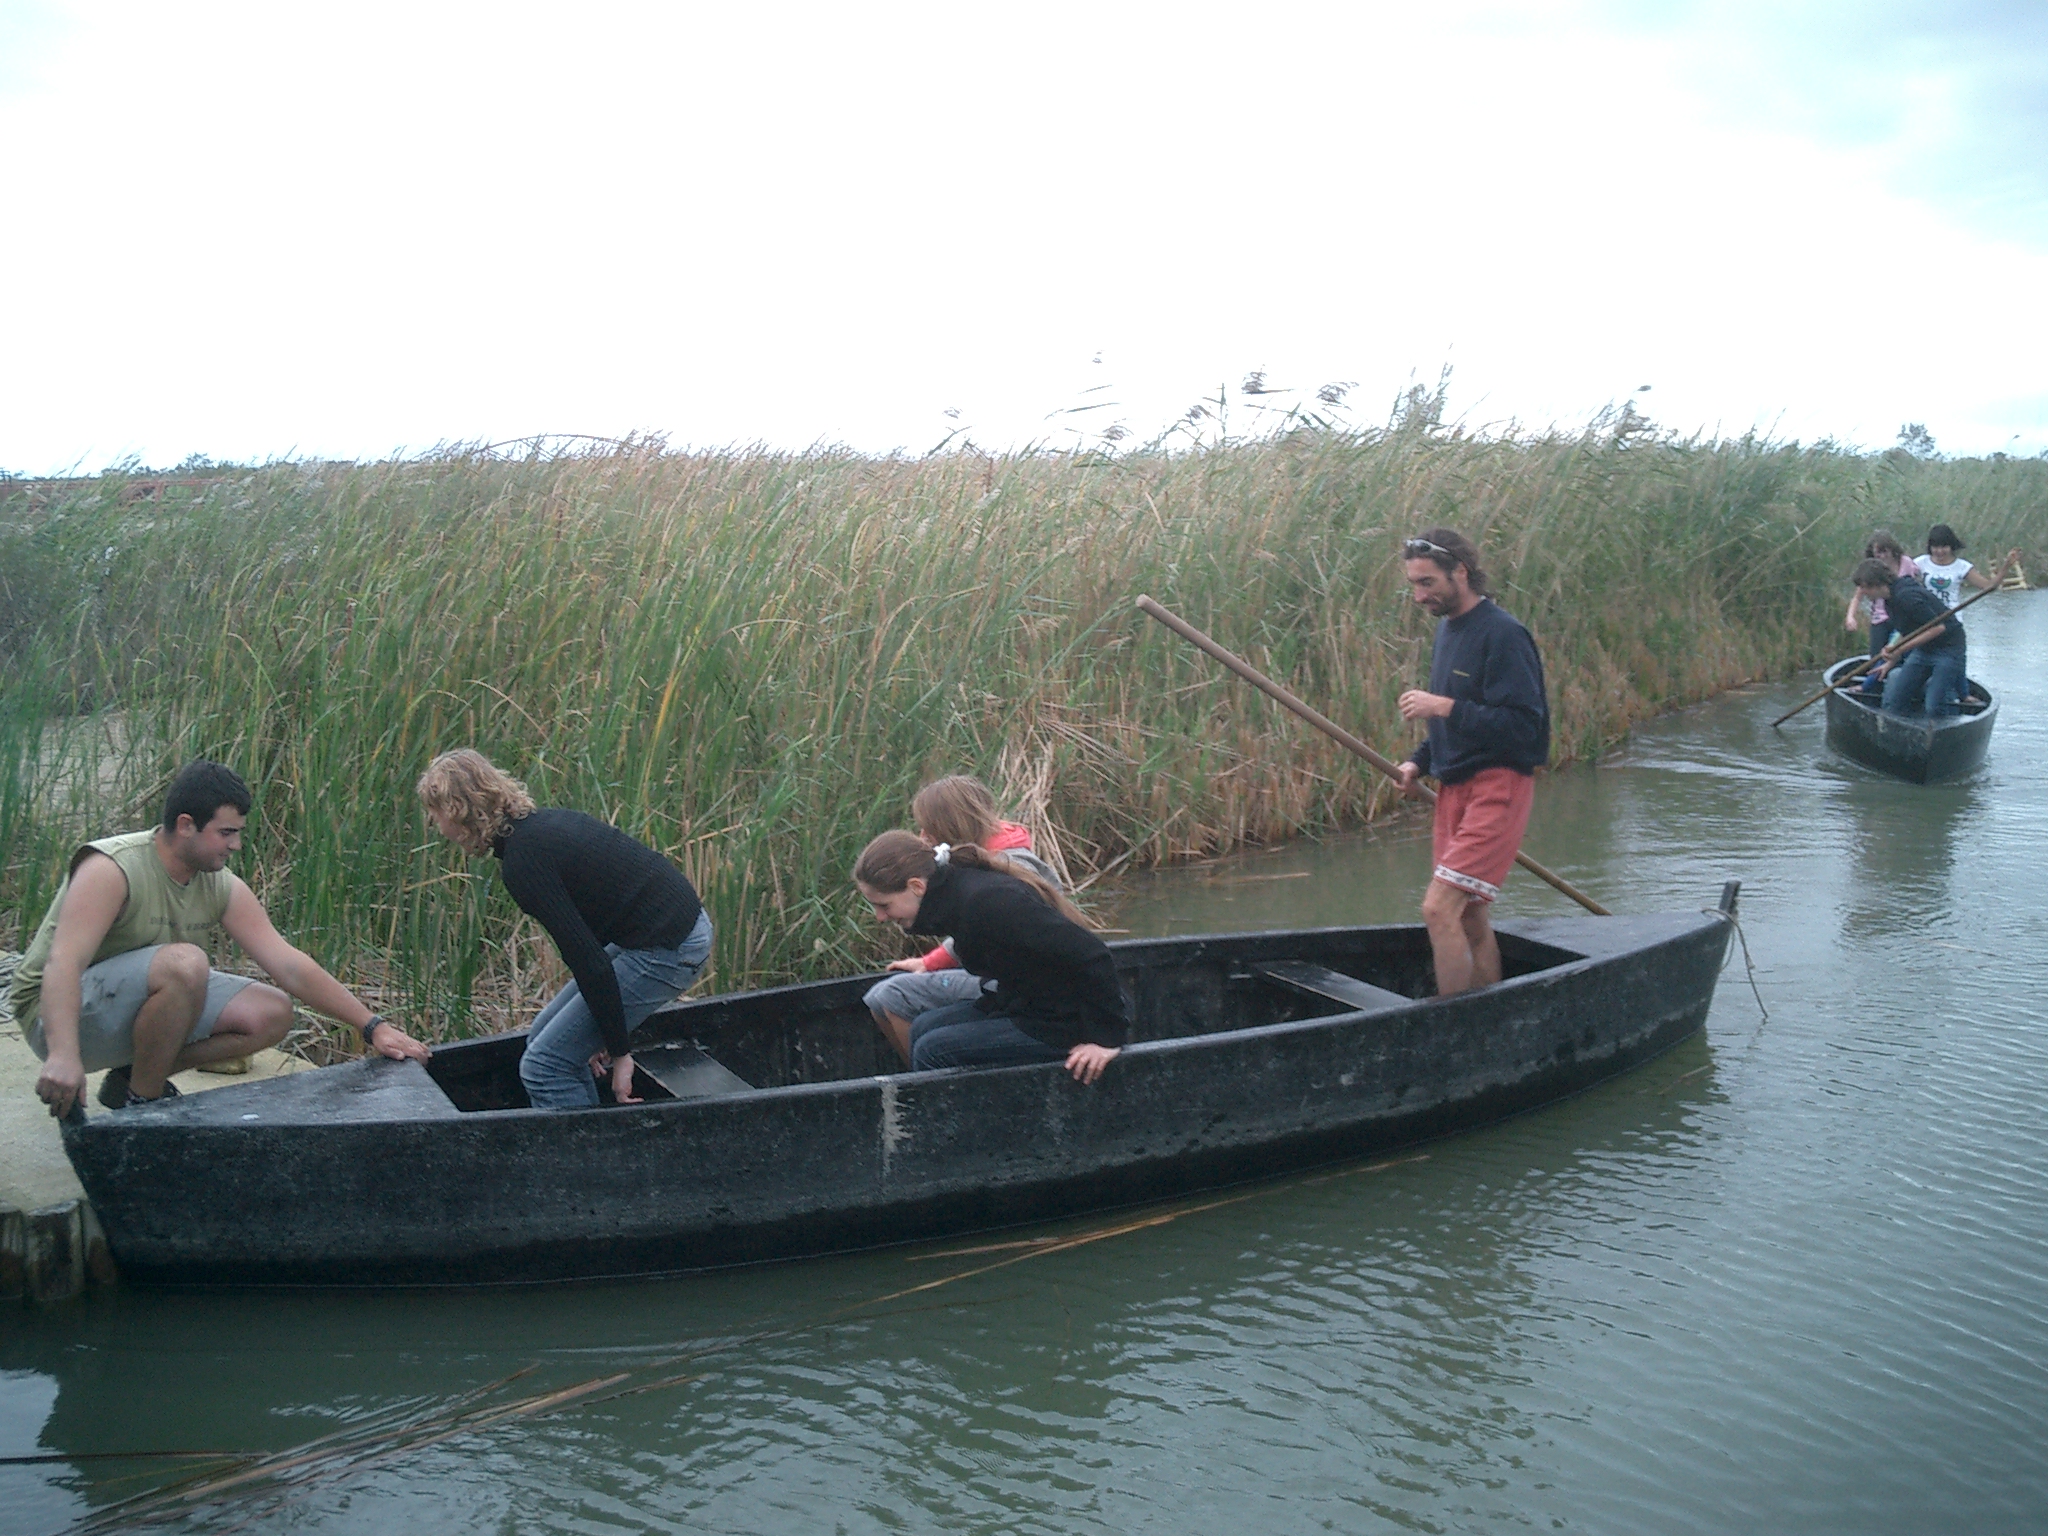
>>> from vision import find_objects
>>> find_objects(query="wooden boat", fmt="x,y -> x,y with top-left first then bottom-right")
62,896 -> 1737,1287
1822,657 -> 1996,783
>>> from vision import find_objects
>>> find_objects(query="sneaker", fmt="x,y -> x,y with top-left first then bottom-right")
123,1079 -> 181,1108
96,1067 -> 132,1110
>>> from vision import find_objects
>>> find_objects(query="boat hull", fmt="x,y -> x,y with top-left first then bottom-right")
61,910 -> 1731,1287
1821,657 -> 1995,783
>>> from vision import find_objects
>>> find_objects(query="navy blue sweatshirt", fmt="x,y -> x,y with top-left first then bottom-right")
907,863 -> 1130,1053
1885,572 -> 1964,655
1405,597 -> 1550,784
492,809 -> 704,1057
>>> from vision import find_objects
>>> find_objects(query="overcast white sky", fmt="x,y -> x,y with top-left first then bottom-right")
2,0 -> 2043,473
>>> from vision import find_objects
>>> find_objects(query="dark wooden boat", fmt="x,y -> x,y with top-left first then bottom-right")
1822,657 -> 1996,783
62,897 -> 1737,1287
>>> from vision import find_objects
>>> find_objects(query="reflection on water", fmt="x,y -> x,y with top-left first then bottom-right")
7,596 -> 2048,1534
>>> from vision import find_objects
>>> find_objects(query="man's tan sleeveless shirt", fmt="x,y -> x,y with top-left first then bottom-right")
6,831 -> 234,1025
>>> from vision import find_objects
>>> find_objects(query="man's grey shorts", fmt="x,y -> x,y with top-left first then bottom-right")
27,946 -> 258,1071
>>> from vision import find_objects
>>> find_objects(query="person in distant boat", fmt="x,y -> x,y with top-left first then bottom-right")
1392,529 -> 1550,998
853,832 -> 1125,1083
862,775 -> 1062,1065
1916,525 -> 2017,610
1844,530 -> 1920,659
1854,557 -> 1969,718
417,750 -> 713,1110
15,760 -> 429,1121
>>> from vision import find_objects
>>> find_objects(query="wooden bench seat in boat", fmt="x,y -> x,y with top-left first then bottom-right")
1251,961 -> 1412,1015
634,1041 -> 755,1100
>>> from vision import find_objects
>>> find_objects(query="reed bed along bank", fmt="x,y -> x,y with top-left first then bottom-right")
3,424 -> 2044,1038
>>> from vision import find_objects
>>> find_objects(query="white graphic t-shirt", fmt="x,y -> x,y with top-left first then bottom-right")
1916,556 -> 1973,609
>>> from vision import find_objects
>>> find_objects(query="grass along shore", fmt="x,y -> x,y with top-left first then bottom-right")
3,423 -> 2044,1042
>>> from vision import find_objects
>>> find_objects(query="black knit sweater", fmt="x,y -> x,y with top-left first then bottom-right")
492,809 -> 704,1057
1405,597 -> 1550,785
907,863 -> 1129,1052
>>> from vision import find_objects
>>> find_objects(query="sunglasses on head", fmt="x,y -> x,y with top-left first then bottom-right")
1403,538 -> 1453,559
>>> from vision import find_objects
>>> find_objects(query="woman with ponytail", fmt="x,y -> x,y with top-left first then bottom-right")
863,775 -> 1062,1065
852,831 -> 1126,1083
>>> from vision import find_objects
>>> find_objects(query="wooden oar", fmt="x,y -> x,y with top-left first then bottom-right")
1770,557 -> 2014,728
1136,595 -> 1611,917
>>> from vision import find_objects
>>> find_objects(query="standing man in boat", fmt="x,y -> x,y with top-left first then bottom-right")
16,760 -> 431,1120
1392,530 -> 1551,997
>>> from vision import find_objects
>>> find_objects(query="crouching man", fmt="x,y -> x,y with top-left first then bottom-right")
12,760 -> 429,1119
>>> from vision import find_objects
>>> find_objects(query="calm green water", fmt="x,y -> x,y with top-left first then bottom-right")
6,597 -> 2047,1534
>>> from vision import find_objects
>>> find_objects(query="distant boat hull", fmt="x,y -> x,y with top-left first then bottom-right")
1822,657 -> 1996,784
62,908 -> 1733,1288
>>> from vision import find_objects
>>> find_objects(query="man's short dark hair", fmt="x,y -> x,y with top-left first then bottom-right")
1404,527 -> 1489,595
1852,557 -> 1898,591
162,760 -> 251,832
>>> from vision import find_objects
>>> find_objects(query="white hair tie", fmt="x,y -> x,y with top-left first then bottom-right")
932,843 -> 952,866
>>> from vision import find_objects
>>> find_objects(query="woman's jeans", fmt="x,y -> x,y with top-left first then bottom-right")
908,999 -> 1065,1071
520,911 -> 714,1109
1882,646 -> 1966,718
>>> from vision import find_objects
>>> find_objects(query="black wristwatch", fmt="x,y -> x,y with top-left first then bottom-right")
360,1014 -> 386,1046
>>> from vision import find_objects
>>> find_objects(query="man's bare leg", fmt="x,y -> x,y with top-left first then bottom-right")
1421,878 -> 1478,996
1461,899 -> 1502,989
175,982 -> 293,1073
124,945 -> 211,1098
874,1008 -> 913,1066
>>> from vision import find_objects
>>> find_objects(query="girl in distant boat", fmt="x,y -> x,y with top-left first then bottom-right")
853,831 -> 1124,1083
417,749 -> 713,1110
862,775 -> 1061,1065
1844,530 -> 1918,659
1917,525 -> 2017,610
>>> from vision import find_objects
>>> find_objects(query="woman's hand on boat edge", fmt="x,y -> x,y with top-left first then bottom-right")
1065,1043 -> 1120,1085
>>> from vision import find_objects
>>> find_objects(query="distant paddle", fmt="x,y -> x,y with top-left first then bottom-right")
1136,595 -> 1611,917
1770,556 -> 2015,728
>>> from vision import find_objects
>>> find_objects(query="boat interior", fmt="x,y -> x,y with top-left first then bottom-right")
1825,660 -> 1991,714
423,926 -> 1587,1112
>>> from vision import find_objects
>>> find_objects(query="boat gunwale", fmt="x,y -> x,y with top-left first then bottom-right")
65,912 -> 1721,1134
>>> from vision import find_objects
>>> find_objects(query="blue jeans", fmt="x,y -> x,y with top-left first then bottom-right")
908,1000 -> 1065,1071
1882,647 -> 1966,718
520,911 -> 714,1109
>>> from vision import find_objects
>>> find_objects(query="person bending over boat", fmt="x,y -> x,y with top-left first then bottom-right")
853,832 -> 1125,1084
1392,529 -> 1550,998
16,760 -> 430,1120
1844,530 -> 1920,660
863,775 -> 1062,1066
1853,558 -> 1968,718
417,750 -> 713,1110
1915,525 -> 2018,610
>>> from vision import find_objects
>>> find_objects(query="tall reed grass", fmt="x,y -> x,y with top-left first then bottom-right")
3,422 -> 2043,1038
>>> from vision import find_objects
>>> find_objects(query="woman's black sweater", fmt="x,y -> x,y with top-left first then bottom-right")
907,863 -> 1129,1052
492,808 -> 704,1058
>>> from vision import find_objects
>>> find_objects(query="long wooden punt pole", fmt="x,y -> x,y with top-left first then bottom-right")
1136,595 -> 1612,917
1769,558 -> 2014,728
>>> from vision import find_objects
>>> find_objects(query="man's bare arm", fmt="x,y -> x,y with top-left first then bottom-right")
220,880 -> 429,1061
33,854 -> 130,1118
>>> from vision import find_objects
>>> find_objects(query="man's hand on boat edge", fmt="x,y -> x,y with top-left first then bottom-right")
365,1018 -> 431,1063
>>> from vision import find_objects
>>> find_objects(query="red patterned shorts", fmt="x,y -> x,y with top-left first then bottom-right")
1430,767 -> 1534,903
